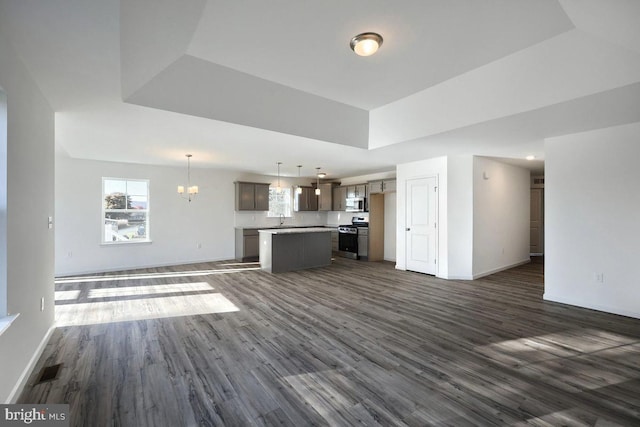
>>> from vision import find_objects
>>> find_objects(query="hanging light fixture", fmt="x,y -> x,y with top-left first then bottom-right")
350,32 -> 383,57
315,167 -> 321,196
276,161 -> 282,193
177,154 -> 198,202
296,165 -> 303,194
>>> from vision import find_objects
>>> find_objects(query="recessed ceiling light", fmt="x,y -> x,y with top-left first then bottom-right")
350,32 -> 383,57
526,155 -> 536,161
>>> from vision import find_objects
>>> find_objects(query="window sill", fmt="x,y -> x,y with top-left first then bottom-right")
0,313 -> 20,337
101,240 -> 153,246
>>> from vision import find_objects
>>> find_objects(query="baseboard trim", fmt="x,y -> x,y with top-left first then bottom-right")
55,256 -> 235,278
472,259 -> 531,280
6,324 -> 55,403
543,293 -> 640,320
445,275 -> 474,280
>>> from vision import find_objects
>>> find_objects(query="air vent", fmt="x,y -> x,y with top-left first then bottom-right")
35,363 -> 62,384
531,175 -> 545,188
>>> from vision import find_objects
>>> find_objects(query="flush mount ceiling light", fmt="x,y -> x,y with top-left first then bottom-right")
526,155 -> 536,161
350,32 -> 383,57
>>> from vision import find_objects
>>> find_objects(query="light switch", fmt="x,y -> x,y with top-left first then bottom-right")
48,216 -> 53,229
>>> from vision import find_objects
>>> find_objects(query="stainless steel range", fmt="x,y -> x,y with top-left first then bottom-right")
337,217 -> 369,260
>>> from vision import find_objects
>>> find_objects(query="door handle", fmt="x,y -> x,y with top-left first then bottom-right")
406,227 -> 410,231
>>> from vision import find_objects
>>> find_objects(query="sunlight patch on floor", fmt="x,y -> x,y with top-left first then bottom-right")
87,282 -> 213,299
54,290 -> 82,301
55,267 -> 260,284
55,293 -> 240,326
476,329 -> 638,357
284,370 -> 358,425
475,329 -> 640,392
219,262 -> 260,267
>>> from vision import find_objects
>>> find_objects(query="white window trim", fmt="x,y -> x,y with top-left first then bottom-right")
0,313 -> 19,337
102,177 -> 151,245
267,186 -> 293,218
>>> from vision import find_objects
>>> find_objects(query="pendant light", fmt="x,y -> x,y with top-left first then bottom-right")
315,167 -> 321,196
296,165 -> 303,194
276,161 -> 282,193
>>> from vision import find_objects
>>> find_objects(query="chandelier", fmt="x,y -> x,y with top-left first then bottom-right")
177,154 -> 198,202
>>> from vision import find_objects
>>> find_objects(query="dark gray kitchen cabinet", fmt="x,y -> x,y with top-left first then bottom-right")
235,182 -> 270,211
235,228 -> 259,261
346,184 -> 367,198
332,186 -> 347,211
294,186 -> 318,211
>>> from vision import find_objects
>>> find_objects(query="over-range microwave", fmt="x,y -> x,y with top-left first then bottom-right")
345,197 -> 366,212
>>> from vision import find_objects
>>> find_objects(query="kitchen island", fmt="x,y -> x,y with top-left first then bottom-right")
259,227 -> 332,273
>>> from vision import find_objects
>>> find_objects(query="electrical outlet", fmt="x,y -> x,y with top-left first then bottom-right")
47,216 -> 53,229
594,273 -> 604,283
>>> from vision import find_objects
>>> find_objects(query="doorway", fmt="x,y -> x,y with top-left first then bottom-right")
405,176 -> 438,275
530,179 -> 544,255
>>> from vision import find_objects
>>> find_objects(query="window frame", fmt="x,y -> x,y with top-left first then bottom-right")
267,186 -> 293,218
101,177 -> 151,245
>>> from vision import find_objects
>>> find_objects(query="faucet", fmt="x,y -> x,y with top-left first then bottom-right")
279,214 -> 285,226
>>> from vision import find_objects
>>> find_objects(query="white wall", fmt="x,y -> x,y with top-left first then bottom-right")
55,163 -> 340,276
446,156 -> 474,279
545,122 -> 640,319
397,155 -> 529,280
396,156 -> 448,277
472,157 -> 530,278
0,33 -> 55,402
56,156 -> 237,276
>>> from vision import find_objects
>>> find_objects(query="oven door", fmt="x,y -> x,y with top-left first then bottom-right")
338,229 -> 358,259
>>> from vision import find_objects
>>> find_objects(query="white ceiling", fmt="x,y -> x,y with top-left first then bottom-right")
1,0 -> 639,178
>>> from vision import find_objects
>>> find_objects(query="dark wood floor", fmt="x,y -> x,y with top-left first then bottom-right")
20,257 -> 640,426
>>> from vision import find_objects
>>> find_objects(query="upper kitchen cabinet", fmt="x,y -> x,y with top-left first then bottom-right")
235,182 -> 270,211
369,179 -> 396,194
346,184 -> 367,198
317,183 -> 333,211
294,186 -> 318,211
332,186 -> 347,211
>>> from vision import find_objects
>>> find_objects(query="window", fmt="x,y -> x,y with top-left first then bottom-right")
102,178 -> 150,243
0,88 -> 7,318
267,187 -> 292,218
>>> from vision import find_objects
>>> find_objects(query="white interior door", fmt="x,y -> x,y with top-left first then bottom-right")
406,177 -> 438,275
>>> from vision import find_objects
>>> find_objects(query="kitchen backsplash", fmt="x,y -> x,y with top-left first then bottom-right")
326,211 -> 368,226
235,211 -> 370,227
235,210 -> 329,228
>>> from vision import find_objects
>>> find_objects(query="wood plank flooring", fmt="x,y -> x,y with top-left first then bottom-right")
19,257 -> 640,426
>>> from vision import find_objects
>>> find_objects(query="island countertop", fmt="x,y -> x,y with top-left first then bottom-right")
258,227 -> 331,235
